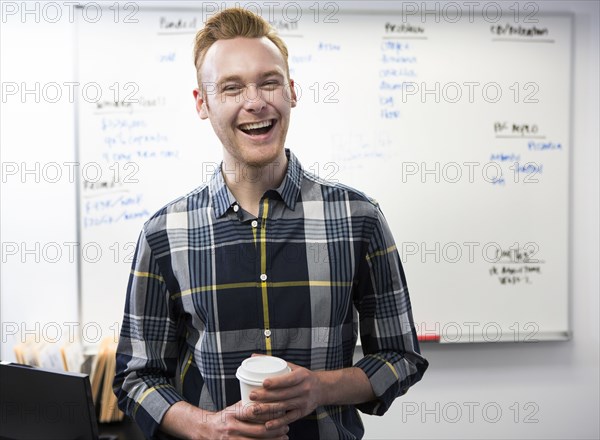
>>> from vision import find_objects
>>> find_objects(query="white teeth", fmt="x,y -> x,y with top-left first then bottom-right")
239,120 -> 273,130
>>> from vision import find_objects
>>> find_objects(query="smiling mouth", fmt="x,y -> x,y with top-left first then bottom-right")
238,119 -> 275,136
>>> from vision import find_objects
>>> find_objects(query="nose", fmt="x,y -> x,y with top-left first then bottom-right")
243,83 -> 266,112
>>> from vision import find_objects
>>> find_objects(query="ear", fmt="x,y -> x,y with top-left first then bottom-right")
193,88 -> 209,119
289,79 -> 297,108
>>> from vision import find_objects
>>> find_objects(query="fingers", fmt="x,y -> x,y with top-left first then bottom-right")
250,386 -> 296,403
249,367 -> 321,430
239,421 -> 289,439
263,371 -> 302,390
252,369 -> 309,403
216,402 -> 289,439
241,364 -> 321,433
250,400 -> 305,430
241,402 -> 286,423
264,406 -> 304,430
230,421 -> 289,439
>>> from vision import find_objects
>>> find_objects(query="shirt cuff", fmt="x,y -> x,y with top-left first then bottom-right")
131,385 -> 185,439
353,354 -> 404,416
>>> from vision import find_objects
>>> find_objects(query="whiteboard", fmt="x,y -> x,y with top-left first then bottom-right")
76,6 -> 571,343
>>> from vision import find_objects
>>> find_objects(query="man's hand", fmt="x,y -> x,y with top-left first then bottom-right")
249,357 -> 376,431
161,400 -> 289,440
204,401 -> 289,439
249,361 -> 323,431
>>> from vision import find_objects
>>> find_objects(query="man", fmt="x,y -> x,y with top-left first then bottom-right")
114,8 -> 428,440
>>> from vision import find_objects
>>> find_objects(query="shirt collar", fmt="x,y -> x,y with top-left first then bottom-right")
208,167 -> 233,218
209,148 -> 303,218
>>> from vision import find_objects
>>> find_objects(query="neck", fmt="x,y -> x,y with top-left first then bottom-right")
222,150 -> 288,217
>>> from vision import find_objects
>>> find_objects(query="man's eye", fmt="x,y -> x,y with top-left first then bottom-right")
222,84 -> 242,93
262,80 -> 281,89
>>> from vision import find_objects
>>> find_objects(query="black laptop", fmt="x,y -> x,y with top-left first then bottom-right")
0,362 -> 102,440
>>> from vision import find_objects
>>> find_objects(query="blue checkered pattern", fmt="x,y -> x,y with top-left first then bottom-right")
113,150 -> 428,439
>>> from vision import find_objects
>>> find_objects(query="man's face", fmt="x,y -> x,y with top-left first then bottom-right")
194,37 -> 297,168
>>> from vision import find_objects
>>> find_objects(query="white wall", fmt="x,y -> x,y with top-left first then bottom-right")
1,7 -> 79,352
1,2 -> 598,439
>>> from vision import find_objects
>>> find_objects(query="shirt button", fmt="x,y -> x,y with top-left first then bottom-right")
251,220 -> 258,228
233,204 -> 239,212
264,329 -> 271,337
260,273 -> 268,282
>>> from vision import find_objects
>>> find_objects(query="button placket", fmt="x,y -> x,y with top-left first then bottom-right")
258,199 -> 272,353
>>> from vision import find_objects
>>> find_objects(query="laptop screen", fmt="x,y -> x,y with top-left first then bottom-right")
0,362 -> 99,440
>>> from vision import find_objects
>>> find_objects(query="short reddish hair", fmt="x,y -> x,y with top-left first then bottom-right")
193,8 -> 290,86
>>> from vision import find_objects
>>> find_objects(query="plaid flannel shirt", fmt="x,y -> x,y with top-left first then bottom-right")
114,149 -> 428,439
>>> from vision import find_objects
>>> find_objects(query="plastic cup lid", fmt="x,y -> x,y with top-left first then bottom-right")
236,356 -> 290,385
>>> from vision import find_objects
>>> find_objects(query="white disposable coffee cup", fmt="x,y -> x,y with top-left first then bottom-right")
236,356 -> 291,404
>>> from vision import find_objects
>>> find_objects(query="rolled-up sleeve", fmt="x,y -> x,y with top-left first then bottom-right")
113,227 -> 185,439
353,204 -> 428,416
